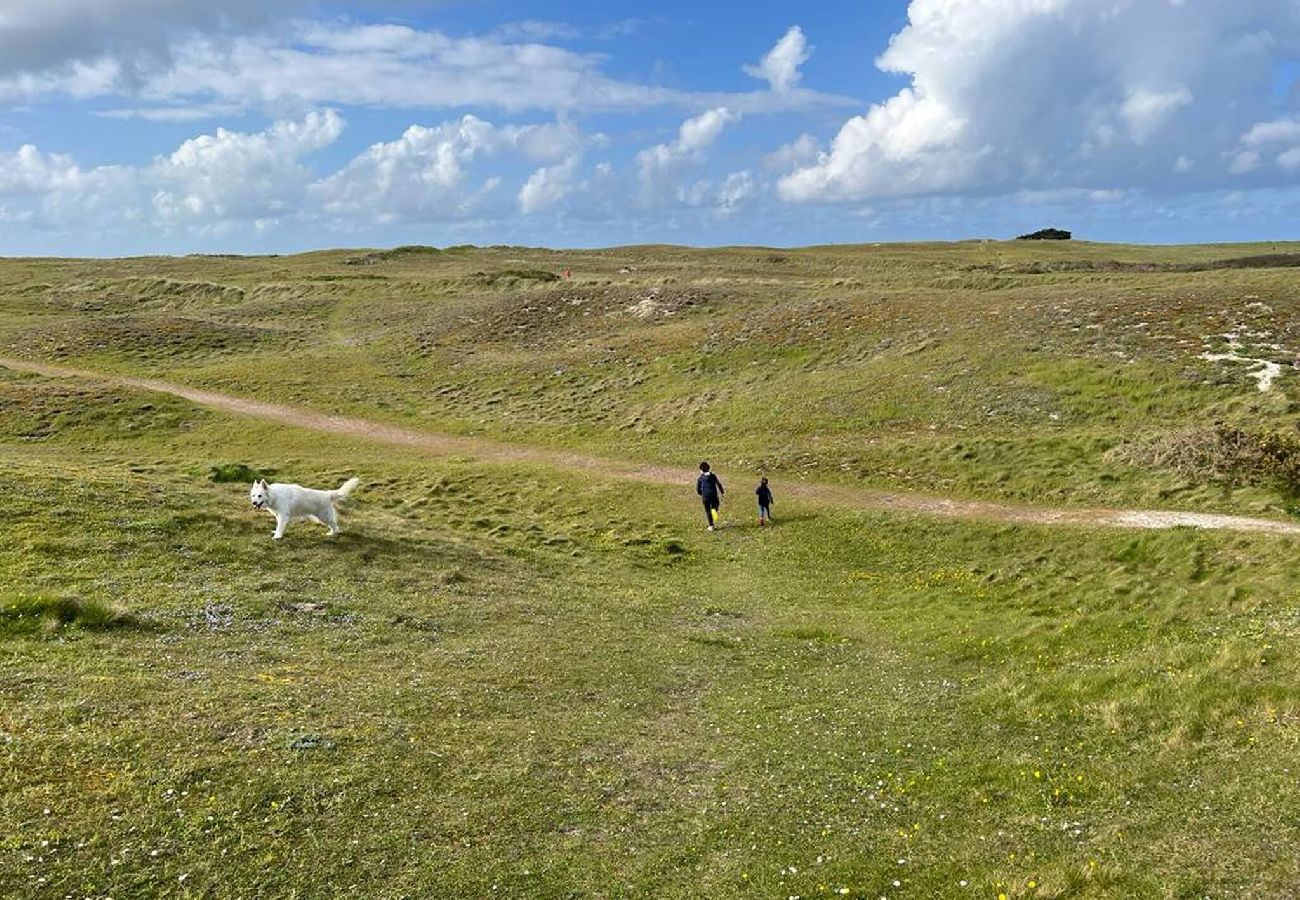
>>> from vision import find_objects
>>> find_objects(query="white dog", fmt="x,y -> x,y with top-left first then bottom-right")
249,477 -> 359,540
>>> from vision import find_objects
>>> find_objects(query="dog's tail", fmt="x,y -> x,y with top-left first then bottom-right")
331,477 -> 360,501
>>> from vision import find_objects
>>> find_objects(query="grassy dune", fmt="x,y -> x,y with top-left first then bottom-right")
3,243 -> 1300,897
4,240 -> 1300,513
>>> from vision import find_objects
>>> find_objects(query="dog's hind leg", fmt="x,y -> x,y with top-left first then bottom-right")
323,505 -> 339,536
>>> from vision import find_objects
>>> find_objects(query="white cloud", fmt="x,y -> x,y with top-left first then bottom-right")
779,0 -> 1300,203
0,57 -> 122,101
677,107 -> 740,153
0,111 -> 341,230
0,13 -> 856,116
313,115 -> 584,223
743,26 -> 811,92
1120,87 -> 1193,143
155,26 -> 667,114
96,102 -> 244,122
518,155 -> 581,214
715,170 -> 757,215
1230,116 -> 1300,174
636,107 -> 741,205
1241,118 -> 1300,146
0,16 -> 687,112
150,109 -> 343,222
764,133 -> 820,171
0,110 -> 606,233
0,144 -> 135,226
0,145 -> 83,195
637,107 -> 739,172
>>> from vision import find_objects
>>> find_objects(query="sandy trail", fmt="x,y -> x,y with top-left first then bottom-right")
5,355 -> 1300,536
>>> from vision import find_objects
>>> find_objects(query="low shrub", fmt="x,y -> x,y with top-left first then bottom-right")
469,269 -> 560,285
1108,426 -> 1300,496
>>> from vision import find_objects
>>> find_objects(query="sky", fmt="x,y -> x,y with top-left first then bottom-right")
1,0 -> 1299,255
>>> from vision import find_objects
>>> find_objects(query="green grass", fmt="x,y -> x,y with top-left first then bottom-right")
4,243 -> 1300,896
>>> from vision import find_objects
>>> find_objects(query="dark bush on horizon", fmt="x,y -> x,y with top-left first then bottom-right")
1016,228 -> 1072,240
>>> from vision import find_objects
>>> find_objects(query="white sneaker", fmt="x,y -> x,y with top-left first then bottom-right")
707,525 -> 715,531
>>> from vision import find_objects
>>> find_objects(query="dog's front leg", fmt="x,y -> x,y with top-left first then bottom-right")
272,514 -> 287,540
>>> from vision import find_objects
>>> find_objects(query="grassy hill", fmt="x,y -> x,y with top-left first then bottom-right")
5,240 -> 1300,514
3,242 -> 1300,897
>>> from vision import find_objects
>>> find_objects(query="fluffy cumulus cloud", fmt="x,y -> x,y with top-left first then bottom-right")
152,109 -> 344,222
0,110 -> 343,231
743,26 -> 811,92
779,0 -> 1300,203
1231,116 -> 1300,173
0,104 -> 751,237
315,115 -> 584,222
0,144 -> 136,229
518,155 -> 582,214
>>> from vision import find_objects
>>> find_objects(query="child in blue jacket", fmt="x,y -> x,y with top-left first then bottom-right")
756,477 -> 774,525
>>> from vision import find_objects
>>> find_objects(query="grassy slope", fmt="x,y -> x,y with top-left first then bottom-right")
3,353 -> 1300,898
3,241 -> 1300,516
5,244 -> 1300,898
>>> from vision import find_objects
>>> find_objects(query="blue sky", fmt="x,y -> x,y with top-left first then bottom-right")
1,0 -> 1299,254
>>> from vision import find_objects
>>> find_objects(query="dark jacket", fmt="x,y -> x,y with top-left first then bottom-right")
756,484 -> 773,506
697,472 -> 724,501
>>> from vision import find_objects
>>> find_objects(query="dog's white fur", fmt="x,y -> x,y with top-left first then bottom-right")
250,477 -> 359,540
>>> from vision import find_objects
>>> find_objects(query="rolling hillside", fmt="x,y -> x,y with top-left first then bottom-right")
4,242 -> 1300,898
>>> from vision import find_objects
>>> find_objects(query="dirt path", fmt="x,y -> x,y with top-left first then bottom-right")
6,355 -> 1300,536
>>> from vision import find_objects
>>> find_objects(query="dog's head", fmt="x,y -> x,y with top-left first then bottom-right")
249,479 -> 271,510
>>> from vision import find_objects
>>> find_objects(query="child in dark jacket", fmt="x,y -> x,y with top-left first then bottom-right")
756,477 -> 773,525
696,461 -> 724,530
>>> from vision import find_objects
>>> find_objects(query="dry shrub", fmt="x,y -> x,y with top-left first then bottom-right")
1107,426 -> 1300,495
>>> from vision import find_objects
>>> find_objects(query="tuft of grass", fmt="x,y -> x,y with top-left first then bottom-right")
0,594 -> 138,636
208,462 -> 276,483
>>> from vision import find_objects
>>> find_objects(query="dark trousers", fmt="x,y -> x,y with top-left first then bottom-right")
702,495 -> 720,525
